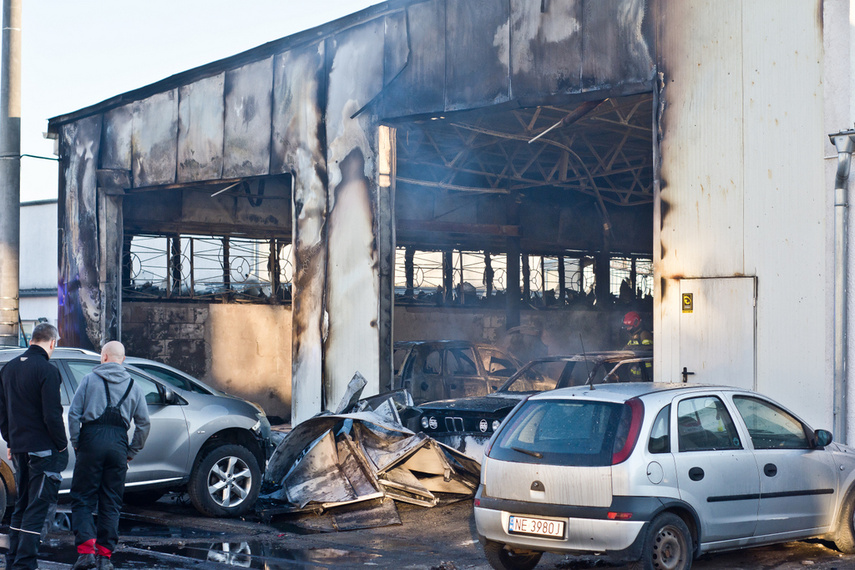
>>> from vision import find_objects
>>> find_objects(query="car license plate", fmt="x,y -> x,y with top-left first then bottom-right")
508,515 -> 565,538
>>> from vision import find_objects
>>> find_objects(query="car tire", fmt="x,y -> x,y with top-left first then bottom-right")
636,513 -> 693,570
835,494 -> 855,553
483,540 -> 542,570
188,444 -> 260,518
123,489 -> 166,507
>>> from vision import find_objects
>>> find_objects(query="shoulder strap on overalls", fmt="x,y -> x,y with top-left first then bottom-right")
116,379 -> 134,407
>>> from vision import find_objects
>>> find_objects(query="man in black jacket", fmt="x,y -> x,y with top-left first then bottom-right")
0,323 -> 69,570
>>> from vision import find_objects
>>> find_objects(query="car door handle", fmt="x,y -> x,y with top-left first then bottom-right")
763,463 -> 777,477
688,467 -> 704,481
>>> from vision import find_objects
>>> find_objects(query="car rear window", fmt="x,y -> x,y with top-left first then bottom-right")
489,399 -> 629,466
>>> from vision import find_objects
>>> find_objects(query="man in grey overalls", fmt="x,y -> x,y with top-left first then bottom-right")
68,341 -> 150,570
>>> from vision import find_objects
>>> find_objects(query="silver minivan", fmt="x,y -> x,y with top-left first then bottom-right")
475,383 -> 855,570
0,348 -> 271,518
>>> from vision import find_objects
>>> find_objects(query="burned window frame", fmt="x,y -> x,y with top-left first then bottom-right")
122,233 -> 293,304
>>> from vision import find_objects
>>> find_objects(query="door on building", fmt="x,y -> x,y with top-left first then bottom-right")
679,277 -> 756,389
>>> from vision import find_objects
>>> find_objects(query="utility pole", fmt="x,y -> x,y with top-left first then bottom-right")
0,0 -> 21,346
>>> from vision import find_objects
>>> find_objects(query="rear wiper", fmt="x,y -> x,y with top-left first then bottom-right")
511,446 -> 543,458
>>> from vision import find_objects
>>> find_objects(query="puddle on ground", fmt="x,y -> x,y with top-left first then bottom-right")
135,541 -> 381,568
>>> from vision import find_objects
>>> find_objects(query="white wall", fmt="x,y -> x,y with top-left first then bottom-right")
656,1 -> 831,429
19,200 -> 58,326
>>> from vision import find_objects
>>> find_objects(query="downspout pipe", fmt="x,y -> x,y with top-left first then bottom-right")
829,129 -> 855,443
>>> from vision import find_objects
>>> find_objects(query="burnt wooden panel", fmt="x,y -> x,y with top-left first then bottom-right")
178,73 -> 225,182
581,0 -> 653,88
223,58 -> 273,178
58,115 -> 103,350
100,104 -> 132,172
445,0 -> 510,111
509,0 -> 584,98
324,18 -> 386,408
132,90 -> 178,187
377,0 -> 446,119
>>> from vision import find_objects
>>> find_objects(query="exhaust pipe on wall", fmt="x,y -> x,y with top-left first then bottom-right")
828,129 -> 855,444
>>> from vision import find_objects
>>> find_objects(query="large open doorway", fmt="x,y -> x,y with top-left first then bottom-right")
387,92 -> 655,364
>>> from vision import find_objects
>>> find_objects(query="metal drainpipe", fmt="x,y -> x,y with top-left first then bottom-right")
829,129 -> 855,443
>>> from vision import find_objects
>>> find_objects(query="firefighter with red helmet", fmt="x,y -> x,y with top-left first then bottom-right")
622,311 -> 652,380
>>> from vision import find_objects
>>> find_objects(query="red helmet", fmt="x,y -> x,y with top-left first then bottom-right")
623,311 -> 641,330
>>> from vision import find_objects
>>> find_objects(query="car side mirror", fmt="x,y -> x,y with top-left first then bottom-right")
814,429 -> 833,448
162,386 -> 178,405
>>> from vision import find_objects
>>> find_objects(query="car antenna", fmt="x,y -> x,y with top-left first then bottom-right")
580,334 -> 594,390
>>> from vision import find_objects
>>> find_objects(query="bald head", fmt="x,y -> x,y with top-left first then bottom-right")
101,341 -> 126,364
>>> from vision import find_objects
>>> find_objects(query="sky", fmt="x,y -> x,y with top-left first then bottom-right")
15,0 -> 378,201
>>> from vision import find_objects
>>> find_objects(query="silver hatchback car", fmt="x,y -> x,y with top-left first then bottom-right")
475,383 -> 855,570
0,348 -> 271,518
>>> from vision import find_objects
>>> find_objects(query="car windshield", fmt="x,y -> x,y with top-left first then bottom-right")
490,399 -> 628,466
501,360 -> 603,392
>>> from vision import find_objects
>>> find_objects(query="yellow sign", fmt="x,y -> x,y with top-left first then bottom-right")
682,293 -> 693,313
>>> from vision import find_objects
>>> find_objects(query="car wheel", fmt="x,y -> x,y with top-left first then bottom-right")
483,540 -> 542,570
637,513 -> 692,570
123,489 -> 166,507
835,494 -> 855,553
188,444 -> 261,517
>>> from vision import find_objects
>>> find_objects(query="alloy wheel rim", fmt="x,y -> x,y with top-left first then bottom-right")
207,455 -> 252,508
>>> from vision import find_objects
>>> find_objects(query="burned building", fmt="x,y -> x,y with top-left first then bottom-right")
48,1 -> 851,436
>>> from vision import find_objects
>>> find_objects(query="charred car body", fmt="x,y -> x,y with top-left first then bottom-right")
403,351 -> 653,460
392,341 -> 521,405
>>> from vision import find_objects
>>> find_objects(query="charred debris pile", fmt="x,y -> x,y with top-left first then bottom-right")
257,374 -> 480,529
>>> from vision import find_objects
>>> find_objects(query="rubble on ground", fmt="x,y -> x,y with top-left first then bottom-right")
257,373 -> 480,527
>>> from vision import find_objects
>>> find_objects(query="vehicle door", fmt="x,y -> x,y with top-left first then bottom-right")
405,345 -> 447,403
444,346 -> 488,398
730,395 -> 838,537
63,360 -> 191,485
672,394 -> 760,541
478,348 -> 519,392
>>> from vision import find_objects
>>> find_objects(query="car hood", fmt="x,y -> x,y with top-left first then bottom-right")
417,392 -> 526,414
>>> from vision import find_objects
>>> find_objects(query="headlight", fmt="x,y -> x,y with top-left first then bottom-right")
492,420 -> 501,431
421,416 -> 430,429
479,419 -> 488,433
428,416 -> 438,430
252,413 -> 271,439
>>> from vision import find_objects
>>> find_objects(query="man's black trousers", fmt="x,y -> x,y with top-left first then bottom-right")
70,422 -> 129,553
6,448 -> 68,570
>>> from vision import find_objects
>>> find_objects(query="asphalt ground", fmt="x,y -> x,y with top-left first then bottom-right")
6,496 -> 855,569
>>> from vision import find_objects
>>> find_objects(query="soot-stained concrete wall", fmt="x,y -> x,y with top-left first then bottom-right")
122,302 -> 292,420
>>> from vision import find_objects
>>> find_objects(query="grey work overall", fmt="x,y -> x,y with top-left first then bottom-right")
70,379 -> 134,554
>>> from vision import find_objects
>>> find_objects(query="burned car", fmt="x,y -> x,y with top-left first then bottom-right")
391,341 -> 521,405
403,351 -> 653,460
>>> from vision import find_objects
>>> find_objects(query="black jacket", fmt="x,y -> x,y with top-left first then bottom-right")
0,345 -> 68,453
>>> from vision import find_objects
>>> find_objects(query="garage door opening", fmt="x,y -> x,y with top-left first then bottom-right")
387,92 -> 655,358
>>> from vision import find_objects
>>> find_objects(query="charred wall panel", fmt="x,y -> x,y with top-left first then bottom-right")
100,105 -> 133,172
508,0 -> 583,98
58,115 -> 103,350
581,0 -> 653,88
178,74 -> 226,182
132,90 -> 178,188
223,58 -> 273,178
271,43 -> 328,423
377,0 -> 446,118
445,0 -> 510,110
324,18 -> 385,409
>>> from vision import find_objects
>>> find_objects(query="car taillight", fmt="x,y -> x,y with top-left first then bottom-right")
612,397 -> 644,465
